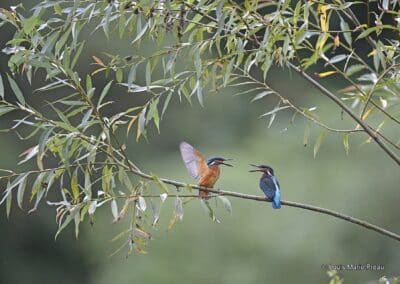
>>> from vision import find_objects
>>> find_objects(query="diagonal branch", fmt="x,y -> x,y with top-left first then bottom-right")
191,0 -> 400,166
288,62 -> 400,166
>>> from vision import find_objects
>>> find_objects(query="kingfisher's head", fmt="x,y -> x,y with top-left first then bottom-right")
207,157 -> 233,167
249,164 -> 274,176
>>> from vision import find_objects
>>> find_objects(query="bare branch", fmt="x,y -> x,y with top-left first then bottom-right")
118,166 -> 400,242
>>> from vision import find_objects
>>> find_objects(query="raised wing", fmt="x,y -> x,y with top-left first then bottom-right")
179,142 -> 208,180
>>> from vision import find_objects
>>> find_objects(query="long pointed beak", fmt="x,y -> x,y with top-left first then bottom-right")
221,158 -> 233,167
249,164 -> 261,172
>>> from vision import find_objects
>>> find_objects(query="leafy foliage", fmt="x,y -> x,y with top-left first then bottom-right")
0,0 -> 399,255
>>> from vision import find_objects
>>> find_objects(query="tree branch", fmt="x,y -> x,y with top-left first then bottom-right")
206,1 -> 400,165
120,166 -> 400,242
288,62 -> 400,166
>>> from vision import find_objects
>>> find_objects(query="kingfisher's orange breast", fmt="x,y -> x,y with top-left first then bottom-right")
198,166 -> 220,187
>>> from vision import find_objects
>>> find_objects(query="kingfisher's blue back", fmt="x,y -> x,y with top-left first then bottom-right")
260,174 -> 281,209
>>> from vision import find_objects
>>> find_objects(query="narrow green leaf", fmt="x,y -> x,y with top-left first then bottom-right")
120,169 -> 133,192
17,173 -> 28,209
74,210 -> 80,239
102,166 -> 112,194
116,69 -> 123,83
382,0 -> 389,10
345,64 -> 365,77
339,17 -> 352,46
223,60 -> 234,87
303,124 -> 310,147
200,200 -> 219,223
167,215 -> 178,232
1,173 -> 30,204
145,61 -> 151,90
7,74 -> 25,105
356,27 -> 378,41
218,196 -> 232,215
373,51 -> 380,71
137,196 -> 147,212
22,16 -> 39,34
149,99 -> 160,132
86,74 -> 93,93
98,80 -> 113,107
6,184 -> 12,219
184,13 -> 203,34
40,31 -> 59,56
261,106 -> 290,117
137,107 -> 147,139
50,104 -> 71,126
71,42 -> 85,69
55,26 -> 72,56
161,93 -> 172,118
88,200 -> 97,215
102,4 -> 112,39
131,22 -> 149,45
150,173 -> 169,193
0,106 -> 14,116
343,133 -> 349,155
0,73 -> 4,99
233,87 -> 264,97
71,169 -> 79,202
251,91 -> 274,102
215,0 -> 225,35
54,3 -> 62,15
174,197 -> 183,221
314,130 -> 328,158
111,200 -> 118,220
83,169 -> 92,198
55,209 -> 76,240
127,65 -> 137,90
328,54 -> 347,64
150,199 -> 160,226
118,13 -> 126,39
196,81 -> 203,107
194,52 -> 202,78
110,229 -> 130,243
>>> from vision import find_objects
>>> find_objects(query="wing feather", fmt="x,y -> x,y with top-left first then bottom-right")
179,142 -> 208,180
259,176 -> 276,199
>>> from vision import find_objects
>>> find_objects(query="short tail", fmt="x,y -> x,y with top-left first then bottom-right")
272,189 -> 281,209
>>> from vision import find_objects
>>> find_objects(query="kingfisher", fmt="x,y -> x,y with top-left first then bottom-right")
179,141 -> 233,199
249,164 -> 281,209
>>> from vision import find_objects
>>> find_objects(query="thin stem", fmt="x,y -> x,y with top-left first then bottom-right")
289,62 -> 400,166
194,0 -> 400,164
318,53 -> 400,125
360,63 -> 400,122
234,71 -> 363,133
118,165 -> 400,242
4,160 -> 400,242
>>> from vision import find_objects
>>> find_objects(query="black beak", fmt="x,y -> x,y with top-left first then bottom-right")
221,158 -> 233,167
249,164 -> 261,172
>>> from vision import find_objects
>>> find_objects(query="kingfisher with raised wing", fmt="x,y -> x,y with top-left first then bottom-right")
179,141 -> 233,199
249,164 -> 281,209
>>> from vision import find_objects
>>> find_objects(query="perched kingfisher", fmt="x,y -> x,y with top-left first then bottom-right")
179,141 -> 233,199
249,164 -> 281,209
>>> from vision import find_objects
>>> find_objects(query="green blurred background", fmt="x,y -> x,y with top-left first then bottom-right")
0,1 -> 399,283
